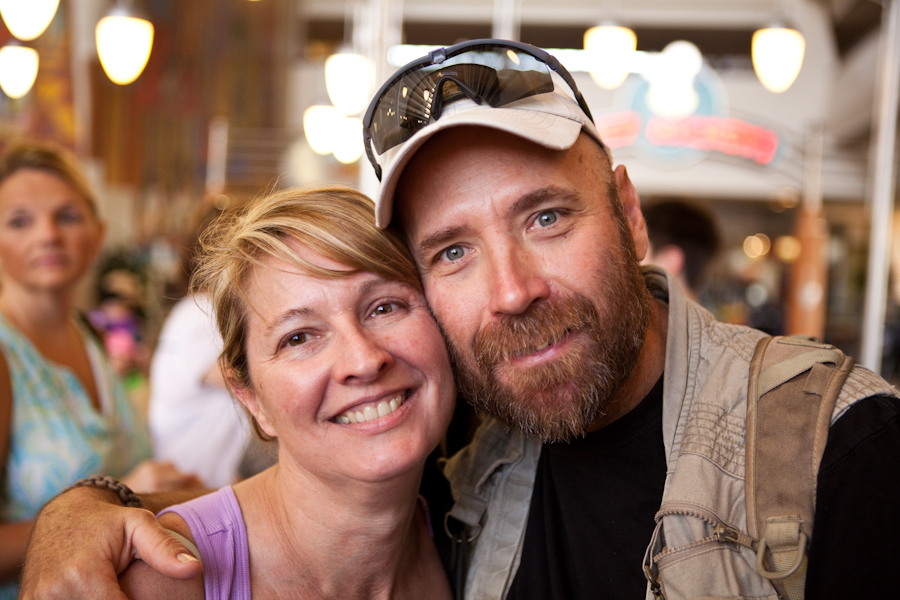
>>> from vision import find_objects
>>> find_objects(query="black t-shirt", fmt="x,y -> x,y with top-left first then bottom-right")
507,374 -> 666,600
507,376 -> 900,600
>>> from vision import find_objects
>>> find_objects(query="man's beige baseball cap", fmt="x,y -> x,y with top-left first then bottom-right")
372,72 -> 610,228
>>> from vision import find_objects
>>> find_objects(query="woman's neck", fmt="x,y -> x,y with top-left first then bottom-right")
0,282 -> 75,334
235,459 -> 445,599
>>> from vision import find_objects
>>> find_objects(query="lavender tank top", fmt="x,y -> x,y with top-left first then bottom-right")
160,486 -> 250,600
160,487 -> 434,600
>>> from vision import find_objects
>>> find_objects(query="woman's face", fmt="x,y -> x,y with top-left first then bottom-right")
0,169 -> 103,294
233,239 -> 456,485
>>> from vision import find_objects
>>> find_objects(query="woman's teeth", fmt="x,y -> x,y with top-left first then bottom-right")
336,393 -> 405,424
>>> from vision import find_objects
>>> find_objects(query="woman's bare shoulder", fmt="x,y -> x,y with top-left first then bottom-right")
119,513 -> 205,600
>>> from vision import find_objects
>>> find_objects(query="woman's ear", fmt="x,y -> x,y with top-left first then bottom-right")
89,219 -> 107,264
227,372 -> 277,439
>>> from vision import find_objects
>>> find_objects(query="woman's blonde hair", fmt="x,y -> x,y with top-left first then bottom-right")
191,186 -> 421,440
0,141 -> 98,215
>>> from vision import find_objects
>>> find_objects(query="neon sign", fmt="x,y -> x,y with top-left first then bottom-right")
596,111 -> 780,166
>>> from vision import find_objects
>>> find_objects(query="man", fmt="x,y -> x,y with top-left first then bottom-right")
19,40 -> 900,600
641,200 -> 721,302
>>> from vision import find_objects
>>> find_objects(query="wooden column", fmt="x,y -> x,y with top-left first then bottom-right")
785,208 -> 828,339
785,123 -> 828,340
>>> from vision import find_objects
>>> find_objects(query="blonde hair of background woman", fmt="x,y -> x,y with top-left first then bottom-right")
0,142 -> 98,216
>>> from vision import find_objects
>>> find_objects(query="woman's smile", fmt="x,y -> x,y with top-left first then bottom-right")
334,389 -> 407,424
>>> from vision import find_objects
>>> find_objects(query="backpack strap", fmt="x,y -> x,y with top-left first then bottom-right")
746,335 -> 854,600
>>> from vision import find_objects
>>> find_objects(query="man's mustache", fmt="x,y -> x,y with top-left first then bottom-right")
473,294 -> 600,368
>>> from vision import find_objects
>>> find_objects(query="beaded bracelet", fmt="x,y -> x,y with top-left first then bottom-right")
65,475 -> 144,508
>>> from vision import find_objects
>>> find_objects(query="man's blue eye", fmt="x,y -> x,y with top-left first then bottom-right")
443,245 -> 465,261
537,211 -> 557,227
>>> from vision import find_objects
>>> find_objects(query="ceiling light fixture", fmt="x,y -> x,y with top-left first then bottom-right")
303,105 -> 344,155
0,0 -> 59,41
325,52 -> 371,116
584,23 -> 637,90
95,0 -> 154,85
0,43 -> 39,98
752,25 -> 805,93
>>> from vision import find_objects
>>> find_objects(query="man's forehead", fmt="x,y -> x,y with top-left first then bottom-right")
392,127 -> 610,236
394,127 -> 549,218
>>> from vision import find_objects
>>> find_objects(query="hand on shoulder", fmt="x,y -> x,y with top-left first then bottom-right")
119,513 -> 204,600
19,487 -> 203,600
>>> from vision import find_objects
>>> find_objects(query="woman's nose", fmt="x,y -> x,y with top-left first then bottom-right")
36,216 -> 62,244
332,326 -> 394,385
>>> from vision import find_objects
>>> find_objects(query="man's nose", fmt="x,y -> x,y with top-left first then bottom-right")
332,325 -> 394,385
487,244 -> 550,316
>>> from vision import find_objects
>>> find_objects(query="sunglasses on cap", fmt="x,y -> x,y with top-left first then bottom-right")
363,39 -> 595,181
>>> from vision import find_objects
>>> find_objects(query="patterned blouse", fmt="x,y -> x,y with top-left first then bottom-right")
0,313 -> 151,599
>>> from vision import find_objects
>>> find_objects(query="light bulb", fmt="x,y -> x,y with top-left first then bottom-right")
96,11 -> 154,85
325,53 -> 371,116
0,0 -> 59,41
0,45 -> 39,98
584,25 -> 637,90
645,41 -> 703,120
303,105 -> 344,155
332,116 -> 363,164
752,27 -> 805,93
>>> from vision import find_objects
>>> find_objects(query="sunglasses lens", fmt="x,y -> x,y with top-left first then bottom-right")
368,46 -> 554,155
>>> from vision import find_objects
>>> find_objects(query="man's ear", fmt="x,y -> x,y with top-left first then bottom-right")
613,165 -> 649,261
227,373 -> 277,439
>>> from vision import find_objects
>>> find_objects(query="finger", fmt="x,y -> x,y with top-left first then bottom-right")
124,514 -> 202,580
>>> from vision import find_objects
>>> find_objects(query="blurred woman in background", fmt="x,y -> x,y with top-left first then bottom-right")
0,142 -> 199,599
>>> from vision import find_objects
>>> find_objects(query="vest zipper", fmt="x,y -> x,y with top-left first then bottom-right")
643,501 -> 761,598
654,501 -> 758,553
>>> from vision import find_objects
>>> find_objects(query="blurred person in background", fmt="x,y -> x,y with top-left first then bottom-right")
149,293 -> 254,488
0,142 -> 200,599
149,205 -> 276,488
88,267 -> 148,378
641,199 -> 721,303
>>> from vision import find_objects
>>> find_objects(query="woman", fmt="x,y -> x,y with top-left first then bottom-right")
0,143 -> 199,599
121,186 -> 456,599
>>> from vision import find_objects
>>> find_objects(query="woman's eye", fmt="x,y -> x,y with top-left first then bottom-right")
371,303 -> 394,317
57,209 -> 83,224
443,245 -> 465,261
286,332 -> 310,347
8,216 -> 29,229
536,211 -> 558,227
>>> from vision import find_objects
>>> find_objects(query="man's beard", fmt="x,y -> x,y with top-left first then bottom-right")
441,198 -> 651,443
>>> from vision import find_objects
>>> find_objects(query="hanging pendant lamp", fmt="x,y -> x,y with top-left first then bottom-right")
325,52 -> 371,116
752,25 -> 805,93
584,23 -> 637,90
96,1 -> 154,85
0,0 -> 59,41
0,43 -> 39,98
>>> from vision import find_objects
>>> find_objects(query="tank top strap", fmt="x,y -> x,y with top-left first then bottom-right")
160,486 -> 251,600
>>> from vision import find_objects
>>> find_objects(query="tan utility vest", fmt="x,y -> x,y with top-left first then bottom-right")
442,267 -> 898,600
